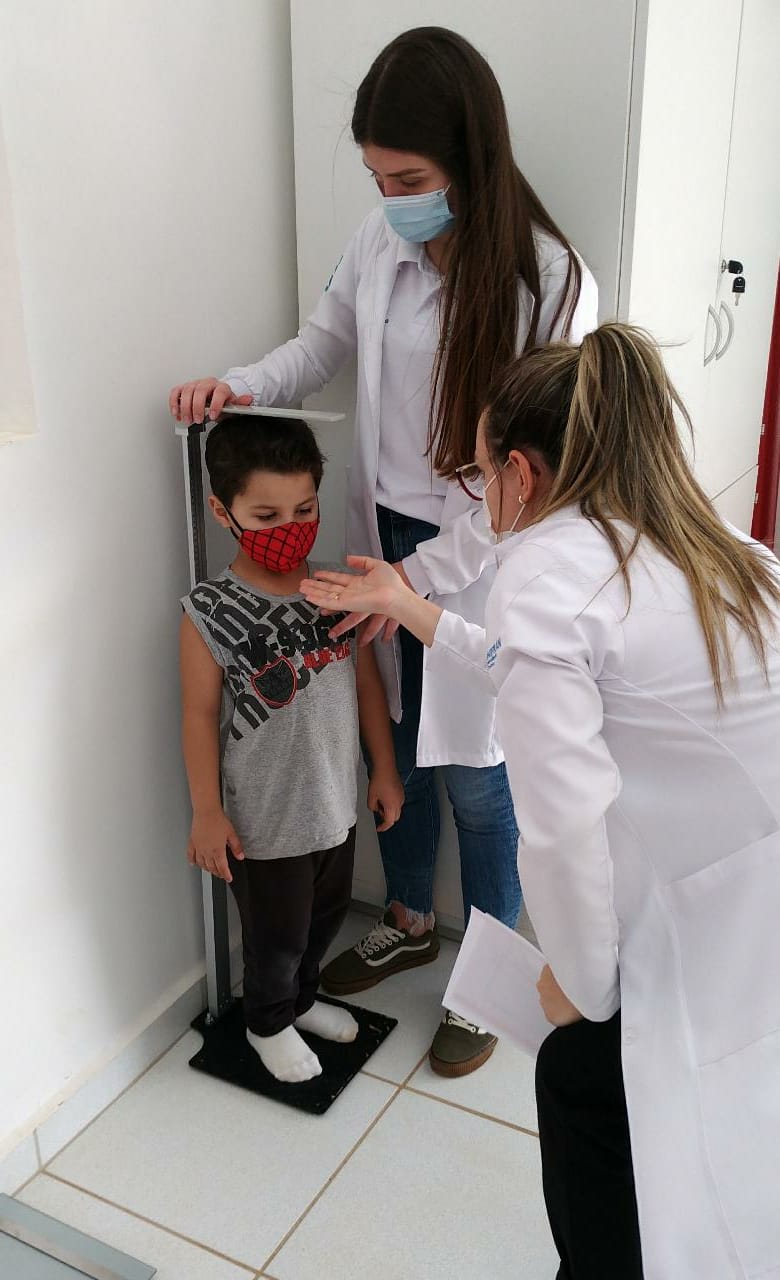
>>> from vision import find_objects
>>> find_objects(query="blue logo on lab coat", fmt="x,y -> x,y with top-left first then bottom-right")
486,637 -> 502,669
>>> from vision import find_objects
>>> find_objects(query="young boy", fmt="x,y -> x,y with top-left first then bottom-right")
179,414 -> 403,1083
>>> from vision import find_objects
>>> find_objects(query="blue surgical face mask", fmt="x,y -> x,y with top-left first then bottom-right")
382,185 -> 455,244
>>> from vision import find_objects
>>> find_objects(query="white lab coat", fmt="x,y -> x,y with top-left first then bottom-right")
429,504 -> 780,1279
224,206 -> 598,763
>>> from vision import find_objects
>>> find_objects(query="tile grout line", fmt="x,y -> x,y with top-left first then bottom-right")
404,1085 -> 539,1139
41,1171 -> 259,1275
401,1048 -> 431,1087
13,1169 -> 42,1199
357,1068 -> 401,1087
39,1024 -> 196,1174
260,1084 -> 403,1273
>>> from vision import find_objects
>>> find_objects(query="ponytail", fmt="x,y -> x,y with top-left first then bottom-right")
485,323 -> 780,702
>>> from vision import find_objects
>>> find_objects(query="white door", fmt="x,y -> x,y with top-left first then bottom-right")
704,0 -> 780,530
625,0 -> 742,451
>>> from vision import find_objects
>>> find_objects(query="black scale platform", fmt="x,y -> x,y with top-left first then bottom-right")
190,995 -> 397,1115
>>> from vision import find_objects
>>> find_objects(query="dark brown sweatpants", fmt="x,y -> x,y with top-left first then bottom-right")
228,827 -> 355,1037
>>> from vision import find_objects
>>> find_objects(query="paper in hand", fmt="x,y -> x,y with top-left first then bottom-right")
443,908 -> 553,1057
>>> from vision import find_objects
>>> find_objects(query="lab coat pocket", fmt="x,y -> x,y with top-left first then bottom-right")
697,1031 -> 780,1276
665,829 -> 780,1066
666,833 -> 780,1275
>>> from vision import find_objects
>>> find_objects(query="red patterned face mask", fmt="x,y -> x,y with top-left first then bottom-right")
227,509 -> 319,573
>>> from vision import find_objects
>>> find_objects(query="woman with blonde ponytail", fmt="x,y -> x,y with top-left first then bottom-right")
302,323 -> 780,1279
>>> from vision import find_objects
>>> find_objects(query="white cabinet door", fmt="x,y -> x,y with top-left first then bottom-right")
713,465 -> 759,533
697,0 -> 780,505
626,0 -> 742,451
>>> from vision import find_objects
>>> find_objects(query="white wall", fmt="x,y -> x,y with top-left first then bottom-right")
0,113 -> 36,437
0,0 -> 297,1155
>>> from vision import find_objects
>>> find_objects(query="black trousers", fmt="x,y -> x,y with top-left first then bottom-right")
535,1013 -> 644,1279
227,827 -> 355,1037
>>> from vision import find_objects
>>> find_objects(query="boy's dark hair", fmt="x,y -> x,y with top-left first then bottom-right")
205,414 -> 326,506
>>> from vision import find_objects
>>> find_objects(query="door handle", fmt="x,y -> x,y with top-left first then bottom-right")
715,301 -> 734,361
704,304 -> 722,366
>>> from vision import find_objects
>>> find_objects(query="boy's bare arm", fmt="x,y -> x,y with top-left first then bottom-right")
179,614 -> 244,881
355,642 -> 404,832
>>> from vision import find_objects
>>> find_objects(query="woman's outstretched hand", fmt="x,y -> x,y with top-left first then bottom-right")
300,557 -> 407,643
306,560 -> 412,644
301,556 -> 443,650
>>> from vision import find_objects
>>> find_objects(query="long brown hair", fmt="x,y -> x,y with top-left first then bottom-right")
484,323 -> 780,702
352,26 -> 582,478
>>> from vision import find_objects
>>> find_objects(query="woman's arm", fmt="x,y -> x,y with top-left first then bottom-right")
493,569 -> 621,1022
537,247 -> 599,344
301,557 -> 496,695
171,214 -> 375,423
221,221 -> 369,407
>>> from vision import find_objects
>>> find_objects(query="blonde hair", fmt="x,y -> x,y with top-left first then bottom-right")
485,322 -> 780,702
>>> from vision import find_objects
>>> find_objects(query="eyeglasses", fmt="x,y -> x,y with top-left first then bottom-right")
455,463 -> 484,502
455,460 -> 510,502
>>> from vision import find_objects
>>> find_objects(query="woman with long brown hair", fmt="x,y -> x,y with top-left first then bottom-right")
170,27 -> 597,1077
301,322 -> 780,1278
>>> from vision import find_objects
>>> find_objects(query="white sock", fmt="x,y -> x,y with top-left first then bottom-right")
389,902 -> 436,938
295,1003 -> 359,1043
246,1025 -> 322,1083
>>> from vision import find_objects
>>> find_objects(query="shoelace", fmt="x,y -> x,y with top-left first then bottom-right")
355,919 -> 405,959
445,1010 -> 487,1035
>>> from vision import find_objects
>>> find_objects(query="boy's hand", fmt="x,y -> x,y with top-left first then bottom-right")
367,768 -> 405,833
187,808 -> 245,883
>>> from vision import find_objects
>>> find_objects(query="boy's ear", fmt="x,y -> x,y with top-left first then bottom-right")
208,495 -> 232,529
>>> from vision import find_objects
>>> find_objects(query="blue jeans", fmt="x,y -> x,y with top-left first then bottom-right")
375,505 -> 521,927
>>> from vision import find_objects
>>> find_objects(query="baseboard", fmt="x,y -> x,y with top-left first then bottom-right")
1,945 -> 243,1195
0,1136 -> 38,1197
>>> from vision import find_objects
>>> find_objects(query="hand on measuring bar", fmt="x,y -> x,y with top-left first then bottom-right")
169,376 -> 253,426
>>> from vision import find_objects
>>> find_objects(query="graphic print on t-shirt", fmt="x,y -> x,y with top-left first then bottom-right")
186,572 -> 354,740
250,655 -> 298,707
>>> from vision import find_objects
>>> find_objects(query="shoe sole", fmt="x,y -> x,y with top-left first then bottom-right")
320,940 -> 441,995
428,1036 -> 498,1078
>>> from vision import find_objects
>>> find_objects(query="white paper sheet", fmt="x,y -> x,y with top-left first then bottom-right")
443,908 -> 553,1057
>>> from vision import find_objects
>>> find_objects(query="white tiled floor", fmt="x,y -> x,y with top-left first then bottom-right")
14,912 -> 558,1280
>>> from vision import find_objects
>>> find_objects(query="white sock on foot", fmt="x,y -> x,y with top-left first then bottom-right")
295,1003 -> 359,1043
246,1025 -> 322,1083
388,901 -> 435,938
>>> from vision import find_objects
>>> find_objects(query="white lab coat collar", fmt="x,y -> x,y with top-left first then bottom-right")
493,503 -> 583,566
393,228 -> 440,275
